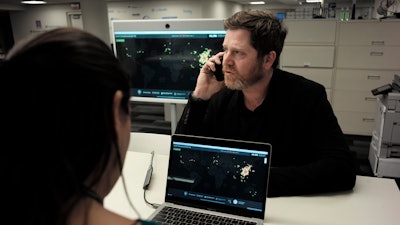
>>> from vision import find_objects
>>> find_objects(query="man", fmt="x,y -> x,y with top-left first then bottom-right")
176,10 -> 356,197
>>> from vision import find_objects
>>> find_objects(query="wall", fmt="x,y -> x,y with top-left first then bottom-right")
8,1 -> 109,45
80,0 -> 109,45
9,4 -> 79,43
8,0 -> 386,46
8,0 -> 242,46
200,0 -> 242,19
107,0 -> 242,45
107,0 -> 241,20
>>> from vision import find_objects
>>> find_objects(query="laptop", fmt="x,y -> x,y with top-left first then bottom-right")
147,134 -> 272,225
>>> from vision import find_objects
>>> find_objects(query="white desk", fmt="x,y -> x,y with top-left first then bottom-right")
105,151 -> 400,225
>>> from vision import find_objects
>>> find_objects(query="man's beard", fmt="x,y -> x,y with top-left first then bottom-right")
225,64 -> 264,90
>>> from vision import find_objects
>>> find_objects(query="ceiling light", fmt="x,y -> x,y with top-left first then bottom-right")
250,1 -> 265,4
305,0 -> 321,2
21,1 -> 47,4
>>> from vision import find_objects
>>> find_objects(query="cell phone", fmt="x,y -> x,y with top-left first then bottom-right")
213,57 -> 224,81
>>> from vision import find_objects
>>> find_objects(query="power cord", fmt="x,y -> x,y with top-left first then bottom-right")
144,189 -> 160,209
143,151 -> 154,189
143,151 -> 161,209
121,166 -> 142,219
115,142 -> 142,219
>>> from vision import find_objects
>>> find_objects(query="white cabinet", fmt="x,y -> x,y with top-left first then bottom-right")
334,20 -> 400,136
280,19 -> 337,103
333,69 -> 395,134
338,21 -> 400,46
284,20 -> 337,44
282,46 -> 335,68
336,46 -> 399,70
280,19 -> 400,136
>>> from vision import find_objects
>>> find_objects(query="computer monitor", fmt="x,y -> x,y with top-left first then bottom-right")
112,19 -> 226,104
276,12 -> 286,21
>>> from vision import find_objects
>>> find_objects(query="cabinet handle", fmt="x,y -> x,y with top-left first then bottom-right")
370,51 -> 384,56
362,118 -> 375,122
365,97 -> 377,101
367,75 -> 380,80
371,40 -> 384,45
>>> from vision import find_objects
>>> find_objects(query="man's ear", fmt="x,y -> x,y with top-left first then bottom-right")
264,51 -> 277,69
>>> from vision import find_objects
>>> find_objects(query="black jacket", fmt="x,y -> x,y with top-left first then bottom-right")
176,69 -> 357,197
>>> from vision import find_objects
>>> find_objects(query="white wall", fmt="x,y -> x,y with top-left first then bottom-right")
107,0 -> 242,44
10,4 -> 78,43
9,0 -> 242,46
107,0 -> 241,21
107,1 -> 203,20
80,0 -> 109,45
200,0 -> 242,19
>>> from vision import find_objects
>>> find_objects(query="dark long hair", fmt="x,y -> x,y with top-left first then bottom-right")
224,10 -> 288,68
1,27 -> 130,225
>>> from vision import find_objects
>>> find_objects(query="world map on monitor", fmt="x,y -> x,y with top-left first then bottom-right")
114,29 -> 225,103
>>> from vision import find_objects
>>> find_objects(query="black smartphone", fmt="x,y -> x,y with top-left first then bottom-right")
213,57 -> 224,81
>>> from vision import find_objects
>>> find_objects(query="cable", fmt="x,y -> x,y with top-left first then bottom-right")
121,171 -> 142,219
143,151 -> 160,209
115,141 -> 142,219
143,151 -> 154,190
144,189 -> 160,209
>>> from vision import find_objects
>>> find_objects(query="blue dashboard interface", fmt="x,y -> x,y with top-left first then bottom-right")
166,140 -> 270,212
114,30 -> 225,100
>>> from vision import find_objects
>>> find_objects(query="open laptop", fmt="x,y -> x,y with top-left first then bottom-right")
147,134 -> 272,225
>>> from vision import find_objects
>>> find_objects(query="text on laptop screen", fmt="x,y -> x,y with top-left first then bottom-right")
166,140 -> 270,215
112,19 -> 225,104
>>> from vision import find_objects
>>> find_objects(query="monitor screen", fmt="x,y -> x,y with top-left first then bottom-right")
112,19 -> 226,104
276,13 -> 285,21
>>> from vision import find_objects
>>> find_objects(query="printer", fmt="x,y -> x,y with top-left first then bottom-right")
368,74 -> 400,178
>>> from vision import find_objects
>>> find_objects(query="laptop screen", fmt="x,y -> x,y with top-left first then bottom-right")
165,134 -> 272,219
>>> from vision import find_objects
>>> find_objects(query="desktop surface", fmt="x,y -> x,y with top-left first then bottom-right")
105,151 -> 400,225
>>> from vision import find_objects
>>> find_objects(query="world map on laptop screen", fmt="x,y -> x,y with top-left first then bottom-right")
167,140 -> 270,215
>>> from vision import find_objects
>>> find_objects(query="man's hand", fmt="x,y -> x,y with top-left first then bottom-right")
192,52 -> 225,100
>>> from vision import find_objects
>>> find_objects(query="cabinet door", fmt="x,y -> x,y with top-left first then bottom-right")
282,67 -> 333,88
284,20 -> 337,44
335,111 -> 375,136
335,69 -> 395,91
333,90 -> 377,112
337,46 -> 400,70
281,46 -> 335,68
338,21 -> 400,46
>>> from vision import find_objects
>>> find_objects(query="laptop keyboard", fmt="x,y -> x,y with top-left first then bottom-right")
151,206 -> 258,225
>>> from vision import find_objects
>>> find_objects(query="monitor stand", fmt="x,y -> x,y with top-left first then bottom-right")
170,103 -> 177,134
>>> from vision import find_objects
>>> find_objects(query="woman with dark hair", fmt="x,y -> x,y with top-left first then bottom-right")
1,27 -> 158,225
